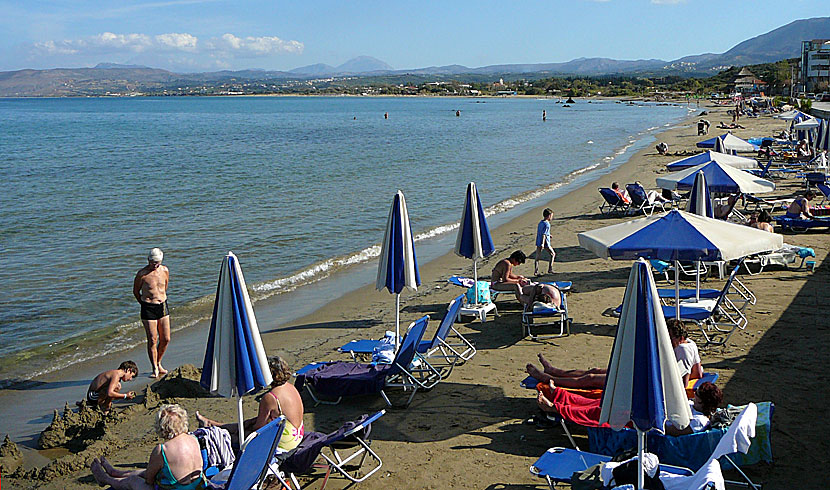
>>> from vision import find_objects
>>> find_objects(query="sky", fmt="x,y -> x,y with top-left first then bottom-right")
1,1 -> 827,72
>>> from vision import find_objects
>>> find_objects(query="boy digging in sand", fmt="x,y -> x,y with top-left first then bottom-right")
85,361 -> 138,413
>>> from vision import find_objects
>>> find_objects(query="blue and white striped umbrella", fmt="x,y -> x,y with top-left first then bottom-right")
599,258 -> 691,489
454,182 -> 495,284
665,151 -> 757,171
816,119 -> 830,152
656,160 -> 775,194
713,135 -> 726,154
201,251 -> 272,442
376,190 -> 421,347
685,170 -> 714,218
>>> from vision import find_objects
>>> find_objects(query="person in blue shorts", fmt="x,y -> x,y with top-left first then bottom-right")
534,208 -> 556,275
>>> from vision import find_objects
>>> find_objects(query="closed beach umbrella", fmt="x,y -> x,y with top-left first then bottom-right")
696,133 -> 756,152
200,251 -> 272,442
376,190 -> 421,348
577,209 -> 782,317
599,259 -> 691,489
454,182 -> 495,285
656,160 -> 775,194
665,151 -> 758,171
817,119 -> 829,152
713,135 -> 725,154
684,171 -> 713,300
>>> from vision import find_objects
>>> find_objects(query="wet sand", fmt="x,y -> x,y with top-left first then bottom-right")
3,102 -> 829,489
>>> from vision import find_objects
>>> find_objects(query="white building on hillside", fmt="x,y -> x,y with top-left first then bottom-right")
800,39 -> 830,93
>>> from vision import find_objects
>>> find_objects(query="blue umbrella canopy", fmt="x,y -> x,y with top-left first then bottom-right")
454,182 -> 495,283
376,190 -> 420,347
685,171 -> 714,218
200,252 -> 272,442
713,135 -> 726,154
656,160 -> 775,194
696,133 -> 756,152
665,151 -> 757,171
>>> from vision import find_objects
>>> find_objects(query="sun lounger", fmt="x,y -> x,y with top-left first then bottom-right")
521,292 -> 571,340
338,295 -> 475,378
210,416 -> 286,490
521,372 -> 718,401
270,411 -> 386,490
626,183 -> 666,217
598,187 -> 630,215
295,316 -> 441,407
742,244 -> 815,275
447,276 -> 571,302
773,215 -> 830,232
658,260 -> 755,311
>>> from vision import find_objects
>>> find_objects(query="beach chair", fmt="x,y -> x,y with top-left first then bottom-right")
742,244 -> 815,275
531,403 -> 760,490
658,260 -> 755,313
338,295 -> 475,378
773,215 -> 830,233
817,182 -> 830,204
295,316 -> 441,408
521,289 -> 571,340
210,416 -> 286,490
269,411 -> 386,490
660,270 -> 749,347
447,275 -> 572,302
626,183 -> 666,217
598,187 -> 630,215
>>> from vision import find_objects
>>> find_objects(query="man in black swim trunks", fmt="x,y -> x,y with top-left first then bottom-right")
133,248 -> 171,378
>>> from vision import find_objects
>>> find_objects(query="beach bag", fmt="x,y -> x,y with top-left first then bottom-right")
611,458 -> 665,490
372,331 -> 396,364
465,281 -> 491,304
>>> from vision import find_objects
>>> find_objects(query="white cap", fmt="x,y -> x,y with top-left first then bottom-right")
148,248 -> 164,262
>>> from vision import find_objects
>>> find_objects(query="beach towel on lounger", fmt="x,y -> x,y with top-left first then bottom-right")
294,362 -> 392,398
280,413 -> 373,474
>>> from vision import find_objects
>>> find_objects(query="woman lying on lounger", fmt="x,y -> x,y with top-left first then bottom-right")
536,380 -> 723,436
196,356 -> 304,451
526,319 -> 702,388
91,404 -> 208,490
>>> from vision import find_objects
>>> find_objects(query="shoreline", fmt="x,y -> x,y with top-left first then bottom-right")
0,104 -> 694,448
7,100 -> 829,488
0,102 -> 689,393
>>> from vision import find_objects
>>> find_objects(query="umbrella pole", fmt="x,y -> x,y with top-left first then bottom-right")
237,395 -> 245,445
674,260 -> 680,319
395,293 -> 401,351
473,259 -> 478,289
637,430 -> 645,490
696,260 -> 701,302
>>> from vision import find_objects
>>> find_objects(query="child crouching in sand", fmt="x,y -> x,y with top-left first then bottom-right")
84,360 -> 138,413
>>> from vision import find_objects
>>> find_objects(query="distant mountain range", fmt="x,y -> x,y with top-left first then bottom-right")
2,17 -> 828,97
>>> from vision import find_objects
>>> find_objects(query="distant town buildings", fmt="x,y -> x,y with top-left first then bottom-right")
733,67 -> 767,96
799,39 -> 830,93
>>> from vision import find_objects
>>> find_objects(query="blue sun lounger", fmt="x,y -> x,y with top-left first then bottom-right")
270,411 -> 386,490
213,416 -> 286,490
338,295 -> 475,378
774,215 -> 830,232
522,291 -> 571,340
598,187 -> 630,215
295,316 -> 440,407
447,276 -> 572,297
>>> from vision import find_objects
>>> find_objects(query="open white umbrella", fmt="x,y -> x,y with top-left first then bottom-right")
665,151 -> 757,171
696,133 -> 756,152
376,190 -> 420,349
200,252 -> 272,442
657,160 -> 775,195
600,259 -> 691,489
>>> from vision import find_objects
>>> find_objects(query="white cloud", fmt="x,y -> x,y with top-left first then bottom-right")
27,31 -> 303,65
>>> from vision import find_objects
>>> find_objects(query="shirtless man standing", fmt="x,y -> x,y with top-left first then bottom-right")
134,248 -> 170,378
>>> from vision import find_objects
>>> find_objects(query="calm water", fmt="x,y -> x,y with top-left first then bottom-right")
0,96 -> 689,383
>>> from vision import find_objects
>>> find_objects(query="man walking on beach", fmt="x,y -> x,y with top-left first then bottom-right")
133,248 -> 170,378
534,208 -> 556,275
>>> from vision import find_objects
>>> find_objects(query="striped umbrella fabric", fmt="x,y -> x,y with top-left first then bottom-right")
201,251 -> 272,442
656,160 -> 775,194
454,182 -> 495,284
696,133 -> 756,152
665,151 -> 757,171
816,119 -> 830,152
685,171 -> 714,218
376,190 -> 421,347
600,259 -> 691,488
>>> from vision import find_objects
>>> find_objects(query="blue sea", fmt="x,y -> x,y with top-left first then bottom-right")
0,96 -> 689,384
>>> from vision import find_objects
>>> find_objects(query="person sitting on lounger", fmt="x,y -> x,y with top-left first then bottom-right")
491,250 -> 530,304
748,210 -> 775,232
526,319 -> 701,389
535,380 -> 722,435
797,139 -> 813,160
786,191 -> 816,219
196,356 -> 304,451
714,193 -> 741,220
611,182 -> 630,204
90,404 -> 208,490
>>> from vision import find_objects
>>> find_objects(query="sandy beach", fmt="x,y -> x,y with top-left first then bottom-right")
3,101 -> 829,489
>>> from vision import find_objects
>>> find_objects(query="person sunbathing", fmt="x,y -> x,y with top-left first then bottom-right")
526,319 -> 702,388
196,356 -> 304,451
786,190 -> 816,219
714,193 -> 742,220
90,404 -> 207,490
525,283 -> 562,309
748,210 -> 775,233
535,380 -> 723,435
